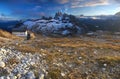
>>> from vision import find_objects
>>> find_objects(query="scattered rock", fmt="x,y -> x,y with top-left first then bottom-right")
82,61 -> 85,64
39,74 -> 44,79
17,74 -> 21,79
78,57 -> 82,60
93,50 -> 97,54
102,68 -> 106,71
0,61 -> 5,68
61,72 -> 65,76
10,76 -> 17,79
6,76 -> 10,79
103,63 -> 107,67
0,76 -> 5,79
26,71 -> 35,79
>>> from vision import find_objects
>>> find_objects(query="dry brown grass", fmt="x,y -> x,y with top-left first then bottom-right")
7,57 -> 19,65
0,30 -> 21,40
106,39 -> 120,43
40,37 -> 120,51
46,68 -> 63,79
96,56 -> 120,66
0,33 -> 119,79
16,36 -> 120,55
15,45 -> 41,53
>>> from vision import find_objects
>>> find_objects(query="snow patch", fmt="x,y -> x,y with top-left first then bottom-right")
62,30 -> 71,35
23,21 -> 36,29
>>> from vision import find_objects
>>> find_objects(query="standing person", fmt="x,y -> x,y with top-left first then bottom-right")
27,32 -> 31,40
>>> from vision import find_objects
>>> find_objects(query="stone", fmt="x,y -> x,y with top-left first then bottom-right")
61,72 -> 65,76
21,60 -> 25,64
0,76 -> 5,79
78,57 -> 82,60
0,48 -> 6,53
39,74 -> 44,79
0,56 -> 2,61
26,71 -> 35,79
58,50 -> 61,52
16,43 -> 19,46
103,63 -> 107,67
20,77 -> 26,79
9,76 -> 17,79
82,61 -> 85,64
6,76 -> 10,79
30,62 -> 35,65
94,50 -> 97,54
102,68 -> 106,71
17,74 -> 21,79
0,61 -> 5,68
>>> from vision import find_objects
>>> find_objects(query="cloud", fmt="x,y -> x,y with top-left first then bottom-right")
71,0 -> 109,8
32,6 -> 41,10
5,0 -> 69,4
11,7 -> 47,19
55,0 -> 69,4
25,0 -> 50,4
111,0 -> 120,3
2,0 -> 117,19
39,12 -> 46,16
27,0 -> 69,4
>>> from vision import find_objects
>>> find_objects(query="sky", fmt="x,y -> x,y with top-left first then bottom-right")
0,0 -> 120,20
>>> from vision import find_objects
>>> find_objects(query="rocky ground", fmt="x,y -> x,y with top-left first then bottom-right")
0,32 -> 120,79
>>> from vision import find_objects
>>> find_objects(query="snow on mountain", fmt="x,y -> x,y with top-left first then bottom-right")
36,19 -> 47,23
62,30 -> 71,35
18,18 -> 83,36
23,21 -> 36,29
16,12 -> 84,36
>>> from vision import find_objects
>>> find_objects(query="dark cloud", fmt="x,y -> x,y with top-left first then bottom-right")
1,0 -> 118,19
71,0 -> 109,8
111,0 -> 120,4
0,0 -> 69,4
112,0 -> 120,3
25,0 -> 69,4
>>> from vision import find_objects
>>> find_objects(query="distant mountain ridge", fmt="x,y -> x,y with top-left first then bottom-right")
115,11 -> 120,16
0,20 -> 19,32
14,12 -> 85,36
13,12 -> 120,36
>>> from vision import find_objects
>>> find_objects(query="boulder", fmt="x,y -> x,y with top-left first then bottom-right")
0,61 -> 5,68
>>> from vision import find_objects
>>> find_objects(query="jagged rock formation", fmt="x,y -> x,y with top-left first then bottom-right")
14,12 -> 85,36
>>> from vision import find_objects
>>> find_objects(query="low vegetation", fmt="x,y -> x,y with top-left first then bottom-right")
96,56 -> 120,66
0,30 -> 19,39
0,31 -> 120,79
7,57 -> 19,65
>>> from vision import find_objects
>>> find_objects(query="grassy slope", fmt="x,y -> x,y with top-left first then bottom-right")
0,30 -> 22,47
1,32 -> 120,79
